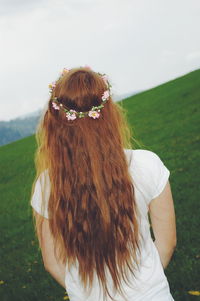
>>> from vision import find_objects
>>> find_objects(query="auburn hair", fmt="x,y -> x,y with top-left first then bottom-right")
31,67 -> 143,301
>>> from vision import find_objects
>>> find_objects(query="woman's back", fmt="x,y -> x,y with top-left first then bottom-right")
31,148 -> 175,301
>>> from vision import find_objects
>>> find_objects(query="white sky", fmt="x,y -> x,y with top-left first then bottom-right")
0,0 -> 200,121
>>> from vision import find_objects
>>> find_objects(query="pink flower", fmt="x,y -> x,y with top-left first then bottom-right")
66,110 -> 77,120
102,90 -> 110,101
52,102 -> 60,110
88,110 -> 100,119
62,68 -> 69,75
84,65 -> 92,70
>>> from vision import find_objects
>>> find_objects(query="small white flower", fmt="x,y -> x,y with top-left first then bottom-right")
49,82 -> 56,91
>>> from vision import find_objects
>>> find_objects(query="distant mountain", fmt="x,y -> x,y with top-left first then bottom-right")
0,109 -> 42,146
17,108 -> 42,119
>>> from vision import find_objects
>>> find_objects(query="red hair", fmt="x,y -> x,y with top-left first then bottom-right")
31,67 -> 142,301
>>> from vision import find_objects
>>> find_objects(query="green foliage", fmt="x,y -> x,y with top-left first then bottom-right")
0,69 -> 199,300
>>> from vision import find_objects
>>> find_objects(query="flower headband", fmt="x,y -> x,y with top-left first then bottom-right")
49,67 -> 112,120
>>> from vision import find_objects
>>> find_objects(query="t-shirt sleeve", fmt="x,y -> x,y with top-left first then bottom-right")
131,149 -> 170,206
30,169 -> 50,219
145,150 -> 170,202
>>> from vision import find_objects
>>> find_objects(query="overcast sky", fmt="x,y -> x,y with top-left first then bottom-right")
0,0 -> 200,121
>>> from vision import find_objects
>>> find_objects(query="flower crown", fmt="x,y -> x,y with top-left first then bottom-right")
49,67 -> 112,120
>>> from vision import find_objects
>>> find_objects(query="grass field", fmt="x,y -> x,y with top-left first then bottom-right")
0,69 -> 200,301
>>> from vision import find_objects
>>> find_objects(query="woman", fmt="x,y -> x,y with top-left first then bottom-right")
30,66 -> 176,301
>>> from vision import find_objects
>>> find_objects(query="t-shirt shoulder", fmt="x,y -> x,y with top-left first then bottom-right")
31,150 -> 170,216
30,169 -> 50,219
128,149 -> 170,205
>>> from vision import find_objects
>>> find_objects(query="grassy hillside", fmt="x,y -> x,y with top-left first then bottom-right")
118,69 -> 200,300
0,69 -> 199,301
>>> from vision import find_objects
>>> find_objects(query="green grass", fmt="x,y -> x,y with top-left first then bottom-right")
0,69 -> 200,300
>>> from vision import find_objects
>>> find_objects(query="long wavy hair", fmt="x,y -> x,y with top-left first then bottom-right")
31,67 -> 142,301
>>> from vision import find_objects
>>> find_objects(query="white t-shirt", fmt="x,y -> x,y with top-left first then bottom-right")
30,149 -> 174,301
